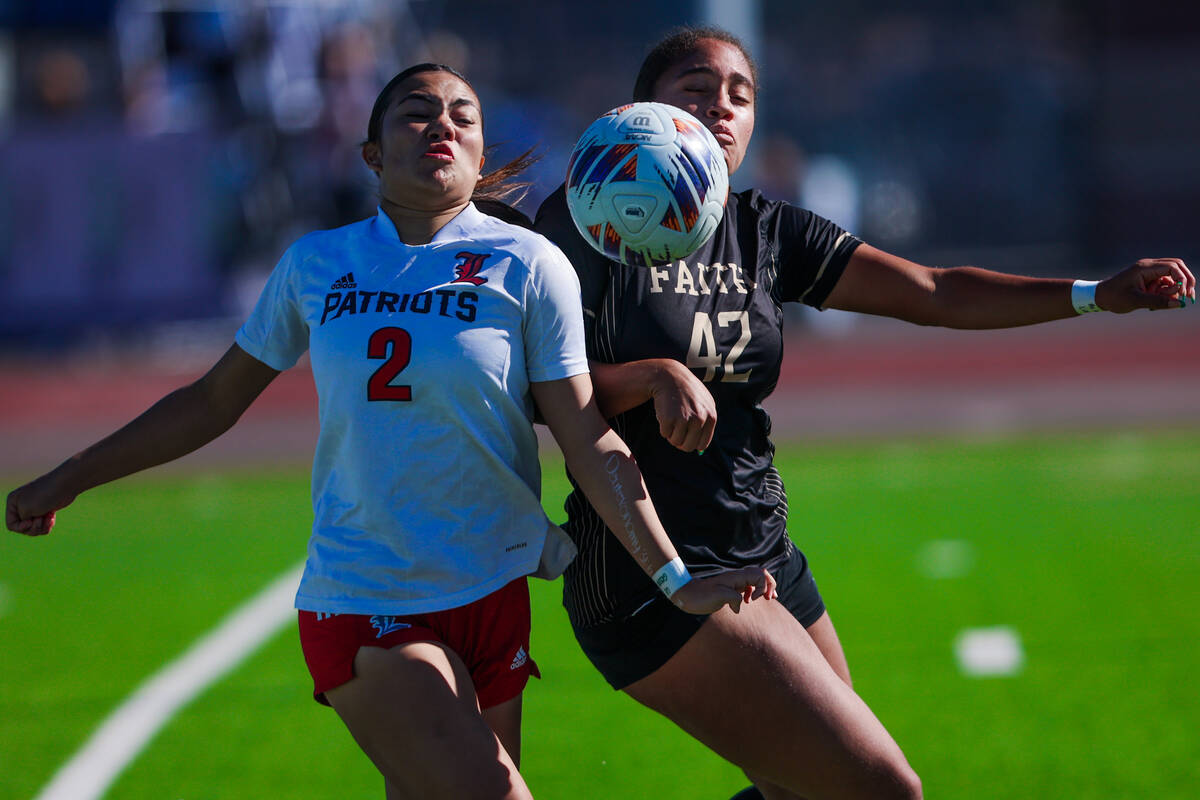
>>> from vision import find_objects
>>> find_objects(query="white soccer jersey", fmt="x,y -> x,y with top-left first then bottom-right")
235,203 -> 588,614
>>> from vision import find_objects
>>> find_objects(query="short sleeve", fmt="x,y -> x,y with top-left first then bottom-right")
234,244 -> 310,371
771,203 -> 863,309
522,242 -> 589,384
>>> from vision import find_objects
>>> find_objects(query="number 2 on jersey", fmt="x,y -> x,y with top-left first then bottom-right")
367,327 -> 413,401
686,311 -> 751,383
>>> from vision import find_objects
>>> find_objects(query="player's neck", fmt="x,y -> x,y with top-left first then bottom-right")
379,197 -> 470,245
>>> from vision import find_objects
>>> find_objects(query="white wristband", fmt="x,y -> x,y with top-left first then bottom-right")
652,557 -> 692,598
1071,280 -> 1102,314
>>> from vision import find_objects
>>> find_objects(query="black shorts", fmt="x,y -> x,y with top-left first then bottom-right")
571,542 -> 826,690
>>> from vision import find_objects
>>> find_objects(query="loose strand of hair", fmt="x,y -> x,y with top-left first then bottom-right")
472,146 -> 540,207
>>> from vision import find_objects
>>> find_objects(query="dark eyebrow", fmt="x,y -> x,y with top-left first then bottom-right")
674,66 -> 754,92
395,91 -> 479,111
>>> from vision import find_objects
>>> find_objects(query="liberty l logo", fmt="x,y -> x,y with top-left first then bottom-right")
452,251 -> 490,286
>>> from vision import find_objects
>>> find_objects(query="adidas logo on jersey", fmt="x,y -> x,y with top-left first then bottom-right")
331,272 -> 357,290
509,646 -> 528,671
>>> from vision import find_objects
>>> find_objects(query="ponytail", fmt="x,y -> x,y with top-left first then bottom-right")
473,146 -> 539,207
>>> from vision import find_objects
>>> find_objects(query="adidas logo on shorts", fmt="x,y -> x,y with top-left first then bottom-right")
331,272 -> 357,290
509,646 -> 528,671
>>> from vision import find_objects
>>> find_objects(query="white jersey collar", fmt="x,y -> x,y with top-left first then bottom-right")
373,202 -> 484,246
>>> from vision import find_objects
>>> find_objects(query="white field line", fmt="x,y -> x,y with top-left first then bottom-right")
35,563 -> 306,800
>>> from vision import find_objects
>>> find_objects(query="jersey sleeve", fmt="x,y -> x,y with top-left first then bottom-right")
533,185 -> 611,345
522,239 -> 590,383
234,244 -> 310,371
772,203 -> 863,309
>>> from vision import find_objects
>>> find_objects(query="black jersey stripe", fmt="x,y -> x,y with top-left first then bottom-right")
763,465 -> 790,522
762,237 -> 782,304
565,503 -> 611,623
597,268 -> 619,363
801,231 -> 851,305
565,271 -> 635,625
565,276 -> 618,626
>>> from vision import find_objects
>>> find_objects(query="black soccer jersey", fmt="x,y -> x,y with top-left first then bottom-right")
535,186 -> 862,627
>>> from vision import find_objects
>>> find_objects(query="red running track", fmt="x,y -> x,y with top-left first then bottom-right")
1,309 -> 1197,475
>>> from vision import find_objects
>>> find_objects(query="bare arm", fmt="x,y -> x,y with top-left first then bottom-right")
6,343 -> 280,535
531,374 -> 773,614
589,359 -> 717,452
823,244 -> 1195,328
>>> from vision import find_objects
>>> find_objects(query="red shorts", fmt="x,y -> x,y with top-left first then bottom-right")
297,577 -> 539,709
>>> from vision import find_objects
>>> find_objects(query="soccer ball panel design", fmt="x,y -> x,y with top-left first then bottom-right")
565,102 -> 729,267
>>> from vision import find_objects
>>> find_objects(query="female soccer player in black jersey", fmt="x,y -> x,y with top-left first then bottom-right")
534,25 -> 1194,800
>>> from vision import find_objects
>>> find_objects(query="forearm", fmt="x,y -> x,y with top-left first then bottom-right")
9,344 -> 278,535
825,244 -> 1075,328
923,268 -> 1076,329
560,427 -> 679,577
534,375 -> 770,614
48,380 -> 245,496
934,259 -> 1195,321
590,358 -> 685,418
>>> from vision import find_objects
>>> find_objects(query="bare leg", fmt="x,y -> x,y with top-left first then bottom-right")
625,598 -> 921,800
326,642 -> 532,800
806,612 -> 852,687
740,612 -> 856,800
482,694 -> 524,768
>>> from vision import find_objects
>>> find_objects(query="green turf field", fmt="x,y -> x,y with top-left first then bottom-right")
3,430 -> 1198,799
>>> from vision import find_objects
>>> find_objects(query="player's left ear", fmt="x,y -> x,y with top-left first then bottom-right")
362,142 -> 383,175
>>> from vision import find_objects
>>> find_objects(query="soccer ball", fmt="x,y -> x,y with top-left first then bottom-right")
565,102 -> 728,267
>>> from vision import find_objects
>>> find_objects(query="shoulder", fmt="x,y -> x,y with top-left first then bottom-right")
532,185 -> 575,239
473,207 -> 566,260
465,206 -> 575,282
285,217 -> 375,260
474,198 -> 533,228
730,188 -> 816,225
533,184 -> 610,279
730,188 -> 853,248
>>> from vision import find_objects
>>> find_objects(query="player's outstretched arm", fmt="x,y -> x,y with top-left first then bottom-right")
824,245 -> 1195,328
6,344 -> 279,537
532,374 -> 774,614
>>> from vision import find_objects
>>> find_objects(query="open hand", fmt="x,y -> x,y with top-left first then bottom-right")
670,566 -> 777,615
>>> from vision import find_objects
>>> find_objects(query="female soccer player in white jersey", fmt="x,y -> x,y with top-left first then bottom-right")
5,63 -> 772,800
534,26 -> 1194,800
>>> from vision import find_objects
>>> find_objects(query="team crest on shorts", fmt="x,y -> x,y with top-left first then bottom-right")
369,615 -> 412,638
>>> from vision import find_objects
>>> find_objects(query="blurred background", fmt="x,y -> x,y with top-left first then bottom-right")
0,0 -> 1197,352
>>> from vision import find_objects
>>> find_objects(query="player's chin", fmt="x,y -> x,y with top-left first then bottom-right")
722,147 -> 743,177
